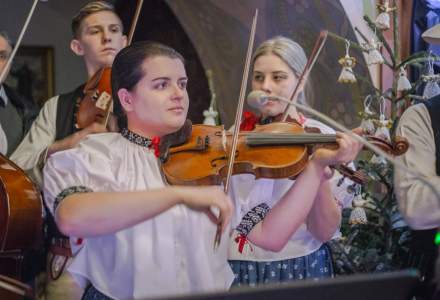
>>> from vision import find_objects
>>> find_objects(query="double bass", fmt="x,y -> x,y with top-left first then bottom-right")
0,154 -> 42,280
0,0 -> 42,281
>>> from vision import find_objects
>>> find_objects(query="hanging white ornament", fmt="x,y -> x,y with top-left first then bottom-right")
374,97 -> 391,142
422,54 -> 440,99
361,119 -> 375,135
203,69 -> 220,125
203,107 -> 218,125
374,114 -> 392,143
363,37 -> 384,65
359,95 -> 375,134
375,12 -> 390,30
349,194 -> 367,225
338,40 -> 357,83
375,1 -> 396,30
369,154 -> 387,165
397,66 -> 412,91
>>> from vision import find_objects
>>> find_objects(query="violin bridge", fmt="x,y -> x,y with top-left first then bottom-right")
221,129 -> 227,153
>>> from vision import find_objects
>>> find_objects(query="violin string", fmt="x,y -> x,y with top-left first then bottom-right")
246,133 -> 336,145
0,0 -> 39,83
288,101 -> 440,204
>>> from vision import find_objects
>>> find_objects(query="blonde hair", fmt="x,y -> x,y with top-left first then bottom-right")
0,31 -> 12,47
252,36 -> 310,106
71,1 -> 119,38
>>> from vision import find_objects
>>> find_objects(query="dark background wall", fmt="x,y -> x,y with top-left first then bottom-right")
116,0 -> 373,127
1,0 -> 373,128
115,0 -> 211,124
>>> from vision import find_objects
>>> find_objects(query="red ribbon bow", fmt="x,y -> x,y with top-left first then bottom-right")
151,136 -> 161,158
235,233 -> 253,253
240,111 -> 259,131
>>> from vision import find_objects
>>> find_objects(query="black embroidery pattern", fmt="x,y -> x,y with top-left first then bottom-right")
54,186 -> 93,212
236,203 -> 271,236
121,128 -> 153,148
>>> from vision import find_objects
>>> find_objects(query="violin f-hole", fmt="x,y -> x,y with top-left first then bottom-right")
210,150 -> 239,168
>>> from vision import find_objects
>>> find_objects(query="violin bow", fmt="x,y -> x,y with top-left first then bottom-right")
213,9 -> 259,250
0,0 -> 39,84
281,30 -> 328,121
103,0 -> 144,128
272,33 -> 440,235
127,0 -> 144,45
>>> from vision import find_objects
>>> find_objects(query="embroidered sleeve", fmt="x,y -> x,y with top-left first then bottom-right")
235,203 -> 271,236
53,186 -> 93,212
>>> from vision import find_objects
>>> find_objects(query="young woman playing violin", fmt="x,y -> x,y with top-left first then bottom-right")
43,40 -> 362,299
228,36 -> 363,286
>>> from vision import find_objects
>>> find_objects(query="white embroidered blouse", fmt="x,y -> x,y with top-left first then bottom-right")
228,118 -> 355,261
43,132 -> 234,300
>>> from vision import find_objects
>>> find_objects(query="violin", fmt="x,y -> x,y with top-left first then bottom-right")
0,0 -> 43,280
160,121 -> 409,186
75,67 -> 113,129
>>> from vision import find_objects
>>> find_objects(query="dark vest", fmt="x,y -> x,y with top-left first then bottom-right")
55,84 -> 84,140
0,84 -> 39,155
46,84 -> 84,240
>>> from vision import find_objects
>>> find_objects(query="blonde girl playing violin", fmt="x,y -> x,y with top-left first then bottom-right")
228,36 -> 361,286
43,41 -> 362,299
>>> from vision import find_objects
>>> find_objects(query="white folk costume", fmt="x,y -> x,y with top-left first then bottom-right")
43,131 -> 235,300
229,115 -> 355,286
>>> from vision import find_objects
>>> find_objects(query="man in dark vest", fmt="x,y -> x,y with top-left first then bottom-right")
394,96 -> 440,299
10,2 -> 127,299
0,31 -> 38,156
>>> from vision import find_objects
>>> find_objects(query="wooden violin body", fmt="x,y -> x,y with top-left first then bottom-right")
0,154 -> 42,279
76,67 -> 113,129
162,122 -> 311,185
161,122 -> 409,186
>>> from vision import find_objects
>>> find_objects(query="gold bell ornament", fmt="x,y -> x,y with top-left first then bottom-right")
338,40 -> 357,83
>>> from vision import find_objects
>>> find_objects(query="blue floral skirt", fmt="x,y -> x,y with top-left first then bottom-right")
228,243 -> 334,287
82,285 -> 113,300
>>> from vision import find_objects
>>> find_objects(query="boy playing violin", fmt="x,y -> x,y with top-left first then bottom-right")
11,1 -> 126,185
10,1 -> 126,299
43,41 -> 363,299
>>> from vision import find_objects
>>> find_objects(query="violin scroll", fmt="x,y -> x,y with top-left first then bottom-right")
366,135 -> 409,156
